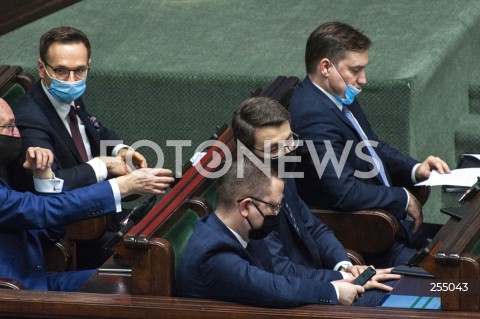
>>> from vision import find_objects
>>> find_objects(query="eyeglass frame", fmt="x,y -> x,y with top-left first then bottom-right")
43,61 -> 90,81
251,132 -> 300,159
236,196 -> 283,216
0,122 -> 16,135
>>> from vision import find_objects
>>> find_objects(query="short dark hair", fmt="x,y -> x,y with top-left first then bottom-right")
305,21 -> 371,75
39,26 -> 91,63
216,158 -> 278,212
232,97 -> 290,149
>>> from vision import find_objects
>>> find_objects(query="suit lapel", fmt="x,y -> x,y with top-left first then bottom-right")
304,78 -> 389,185
282,180 -> 323,268
207,213 -> 272,271
304,78 -> 358,135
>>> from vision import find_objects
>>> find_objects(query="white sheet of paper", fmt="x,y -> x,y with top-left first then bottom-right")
415,168 -> 480,187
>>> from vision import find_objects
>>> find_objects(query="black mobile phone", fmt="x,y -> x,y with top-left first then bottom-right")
353,266 -> 376,286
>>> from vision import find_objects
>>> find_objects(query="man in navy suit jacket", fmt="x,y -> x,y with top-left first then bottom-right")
0,98 -> 173,291
11,26 -> 173,269
177,158 -> 399,307
13,26 -> 168,192
289,22 -> 450,267
232,97 -> 364,279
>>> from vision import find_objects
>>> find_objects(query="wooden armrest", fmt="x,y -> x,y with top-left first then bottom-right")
0,278 -> 25,290
407,185 -> 431,206
346,249 -> 365,265
312,209 -> 399,255
42,239 -> 72,272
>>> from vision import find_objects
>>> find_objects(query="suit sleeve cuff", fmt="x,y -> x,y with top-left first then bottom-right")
87,157 -> 108,182
108,179 -> 122,213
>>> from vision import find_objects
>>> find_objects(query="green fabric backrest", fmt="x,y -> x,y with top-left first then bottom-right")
2,83 -> 26,109
162,209 -> 200,276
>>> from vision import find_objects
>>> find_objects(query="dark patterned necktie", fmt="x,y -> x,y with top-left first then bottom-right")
67,106 -> 88,162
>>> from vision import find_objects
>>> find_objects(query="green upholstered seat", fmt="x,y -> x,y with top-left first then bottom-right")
2,83 -> 26,109
161,209 -> 200,276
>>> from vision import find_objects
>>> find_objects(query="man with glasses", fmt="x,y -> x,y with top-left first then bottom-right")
0,98 -> 174,291
12,26 -> 173,268
177,157 -> 400,307
13,26 -> 158,192
230,97 -> 400,294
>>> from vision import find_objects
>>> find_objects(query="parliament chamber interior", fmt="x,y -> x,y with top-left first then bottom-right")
0,0 -> 479,318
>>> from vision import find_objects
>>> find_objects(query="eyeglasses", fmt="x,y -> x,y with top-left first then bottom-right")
237,196 -> 283,216
0,122 -> 16,135
252,132 -> 299,159
43,61 -> 90,81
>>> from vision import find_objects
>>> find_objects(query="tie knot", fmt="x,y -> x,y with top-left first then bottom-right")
68,106 -> 77,122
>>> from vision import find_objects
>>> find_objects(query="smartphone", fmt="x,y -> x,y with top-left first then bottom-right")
353,266 -> 376,286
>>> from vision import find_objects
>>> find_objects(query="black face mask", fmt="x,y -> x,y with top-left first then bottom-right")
0,135 -> 22,167
247,207 -> 280,240
269,151 -> 298,177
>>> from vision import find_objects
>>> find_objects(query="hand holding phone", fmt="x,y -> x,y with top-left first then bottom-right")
353,266 -> 376,286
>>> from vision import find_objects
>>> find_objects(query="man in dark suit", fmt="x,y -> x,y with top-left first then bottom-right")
12,26 -> 173,268
177,158 -> 399,307
232,97 -> 371,279
289,21 -> 450,267
0,98 -> 173,291
13,26 -> 160,192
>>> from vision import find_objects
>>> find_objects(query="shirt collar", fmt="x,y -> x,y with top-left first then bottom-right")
41,80 -> 73,120
226,225 -> 248,248
311,79 -> 344,112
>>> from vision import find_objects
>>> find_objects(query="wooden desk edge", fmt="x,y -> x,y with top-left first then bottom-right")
0,290 -> 478,319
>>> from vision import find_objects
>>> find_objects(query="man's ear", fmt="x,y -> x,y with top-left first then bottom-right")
318,58 -> 331,78
37,59 -> 46,80
238,198 -> 251,218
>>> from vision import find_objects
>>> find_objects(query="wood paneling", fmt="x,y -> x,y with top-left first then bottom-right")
0,0 -> 81,35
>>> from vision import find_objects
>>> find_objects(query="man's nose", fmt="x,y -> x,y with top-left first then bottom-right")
358,70 -> 367,85
12,126 -> 21,137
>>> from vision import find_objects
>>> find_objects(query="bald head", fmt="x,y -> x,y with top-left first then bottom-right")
0,99 -> 20,137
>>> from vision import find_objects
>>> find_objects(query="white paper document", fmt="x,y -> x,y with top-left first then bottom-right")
415,168 -> 480,187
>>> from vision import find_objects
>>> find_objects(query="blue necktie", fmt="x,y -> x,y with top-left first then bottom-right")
342,106 -> 390,186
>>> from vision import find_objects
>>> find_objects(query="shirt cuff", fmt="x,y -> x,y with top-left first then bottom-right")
403,187 -> 410,212
108,179 -> 122,213
112,144 -> 131,157
331,282 -> 340,300
87,157 -> 108,182
333,261 -> 353,272
33,176 -> 64,193
339,271 -> 354,279
411,163 -> 421,183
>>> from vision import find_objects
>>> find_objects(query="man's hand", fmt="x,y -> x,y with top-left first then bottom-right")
362,268 -> 401,292
406,190 -> 423,234
332,280 -> 364,306
99,156 -> 131,177
117,148 -> 147,170
23,147 -> 54,179
116,168 -> 174,197
415,156 -> 450,181
344,265 -> 370,277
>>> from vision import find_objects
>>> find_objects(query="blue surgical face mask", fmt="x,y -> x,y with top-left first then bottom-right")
330,63 -> 361,105
43,64 -> 87,103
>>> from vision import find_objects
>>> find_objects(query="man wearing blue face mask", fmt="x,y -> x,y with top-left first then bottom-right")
12,26 -> 173,269
289,22 -> 450,268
